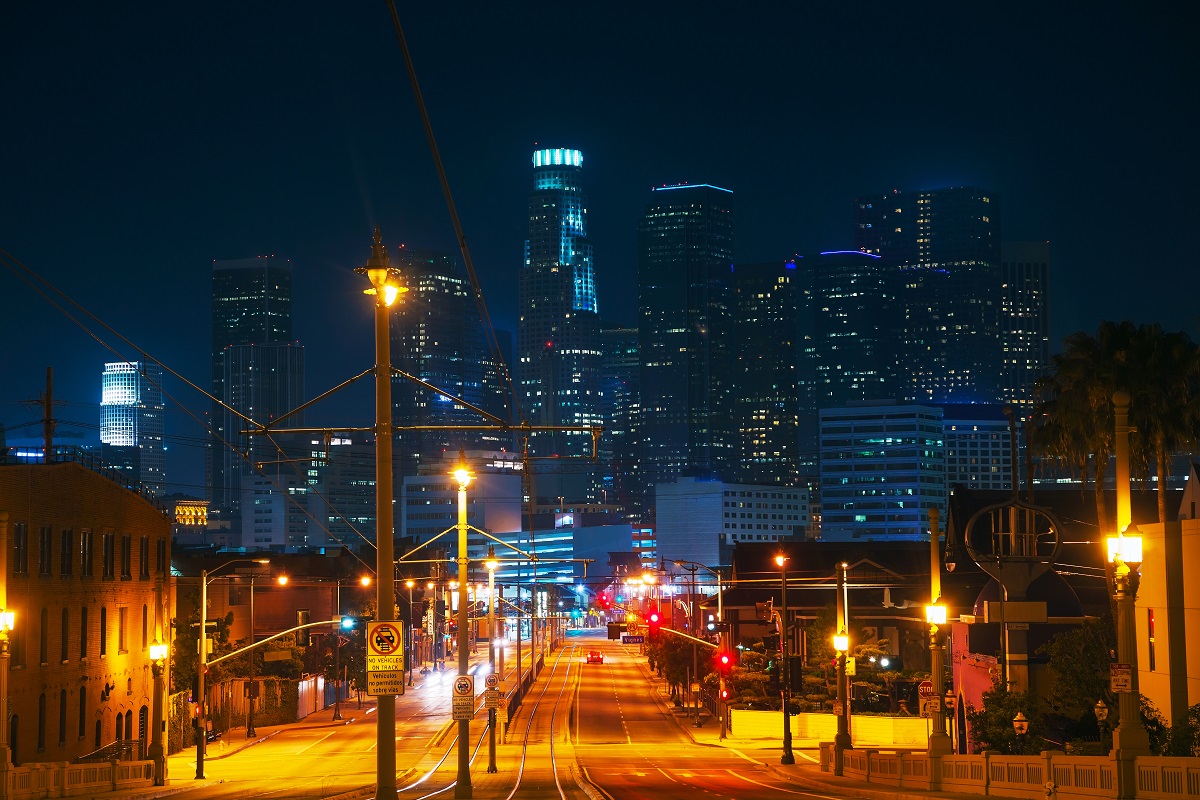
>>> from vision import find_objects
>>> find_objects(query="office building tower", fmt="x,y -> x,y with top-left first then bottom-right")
391,248 -> 507,475
734,261 -> 803,487
100,360 -> 166,497
1000,241 -> 1051,409
854,187 -> 1003,404
638,183 -> 735,509
210,256 -> 303,524
516,148 -> 603,495
598,325 -> 641,521
819,400 -> 946,541
941,404 -> 1013,492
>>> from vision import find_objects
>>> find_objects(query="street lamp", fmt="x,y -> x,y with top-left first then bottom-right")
486,547 -> 498,774
454,460 -> 473,799
1095,699 -> 1110,750
1,607 -> 17,771
775,554 -> 794,765
833,561 -> 851,777
674,559 -> 727,740
925,601 -> 951,757
405,580 -> 416,686
1013,711 -> 1030,745
148,641 -> 168,784
357,228 -> 406,800
246,569 -> 281,737
195,557 -> 269,779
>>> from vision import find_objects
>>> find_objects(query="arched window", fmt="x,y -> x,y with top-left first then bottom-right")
94,719 -> 101,748
78,688 -> 87,739
99,607 -> 107,656
141,605 -> 148,650
58,689 -> 66,745
37,693 -> 46,752
60,608 -> 69,662
39,608 -> 48,665
124,711 -> 132,741
80,607 -> 88,659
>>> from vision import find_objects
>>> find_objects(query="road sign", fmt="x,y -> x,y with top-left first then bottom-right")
920,697 -> 941,718
918,680 -> 936,698
367,622 -> 401,656
1111,663 -> 1133,693
367,671 -> 405,697
453,675 -> 474,697
484,673 -> 499,689
621,634 -> 645,644
484,688 -> 501,709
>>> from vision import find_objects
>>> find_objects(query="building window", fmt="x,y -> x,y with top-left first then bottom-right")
118,607 -> 128,653
155,539 -> 166,575
100,607 -> 108,656
80,529 -> 94,577
40,607 -> 48,665
78,688 -> 87,739
38,526 -> 52,576
60,608 -> 69,662
141,605 -> 148,651
1148,608 -> 1156,671
59,689 -> 67,745
102,533 -> 114,579
13,523 -> 29,575
38,693 -> 46,752
60,529 -> 73,576
120,536 -> 132,580
80,607 -> 88,660
139,537 -> 150,579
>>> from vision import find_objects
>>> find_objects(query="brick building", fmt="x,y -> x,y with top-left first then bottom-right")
1,456 -> 171,766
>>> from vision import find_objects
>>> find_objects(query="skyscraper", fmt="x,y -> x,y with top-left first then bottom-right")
598,325 -> 640,520
1000,241 -> 1051,409
391,247 -> 507,475
854,187 -> 1003,404
638,183 -> 735,507
100,360 -> 165,497
734,261 -> 802,487
209,256 -> 303,524
517,148 -> 603,498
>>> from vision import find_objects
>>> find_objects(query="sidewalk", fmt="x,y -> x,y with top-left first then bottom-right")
642,661 -> 986,800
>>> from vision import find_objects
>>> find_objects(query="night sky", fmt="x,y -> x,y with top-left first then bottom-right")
1,3 -> 1196,495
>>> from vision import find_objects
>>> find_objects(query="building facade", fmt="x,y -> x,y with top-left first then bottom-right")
598,325 -> 641,521
209,256 -> 303,527
638,184 -> 736,510
819,401 -> 946,541
100,361 -> 166,498
516,148 -> 603,486
1000,241 -> 1051,409
1,459 -> 171,766
941,404 -> 1013,492
854,187 -> 1003,404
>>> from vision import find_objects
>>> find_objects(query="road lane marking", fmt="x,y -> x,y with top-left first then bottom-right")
295,731 -> 335,755
655,768 -> 678,782
727,769 -> 844,799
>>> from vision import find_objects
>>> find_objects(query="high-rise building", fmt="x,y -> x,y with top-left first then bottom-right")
638,183 -> 735,509
598,325 -> 641,520
734,261 -> 803,487
941,403 -> 1013,492
1000,241 -> 1051,409
819,400 -> 946,541
516,148 -> 603,497
100,360 -> 166,497
391,248 -> 508,475
854,187 -> 1003,404
209,256 -> 303,525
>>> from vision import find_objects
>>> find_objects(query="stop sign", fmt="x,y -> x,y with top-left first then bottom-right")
919,680 -> 935,698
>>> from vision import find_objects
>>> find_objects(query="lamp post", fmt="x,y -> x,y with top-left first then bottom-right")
405,580 -> 416,686
454,462 -> 473,799
149,641 -> 168,784
0,608 -> 16,773
196,558 -> 269,779
674,560 -> 726,739
1013,711 -> 1030,750
925,602 -> 951,757
246,569 -> 279,737
1095,699 -> 1110,750
486,547 -> 498,774
833,561 -> 851,777
775,555 -> 795,764
357,228 -> 406,800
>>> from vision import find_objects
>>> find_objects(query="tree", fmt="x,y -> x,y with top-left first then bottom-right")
965,678 -> 1043,755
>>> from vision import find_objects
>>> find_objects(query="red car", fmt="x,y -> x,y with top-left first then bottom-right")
586,650 -> 604,664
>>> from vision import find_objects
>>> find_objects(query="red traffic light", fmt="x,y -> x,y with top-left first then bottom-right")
715,650 -> 733,674
648,611 -> 660,624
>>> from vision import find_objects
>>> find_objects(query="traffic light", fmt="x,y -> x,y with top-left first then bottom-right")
766,659 -> 780,692
647,606 -> 661,639
714,649 -> 733,676
706,614 -> 717,633
599,593 -> 610,610
719,686 -> 730,701
341,615 -> 356,630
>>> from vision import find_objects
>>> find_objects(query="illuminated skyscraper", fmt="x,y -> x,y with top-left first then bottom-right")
638,183 -> 735,508
517,148 -> 603,498
854,187 -> 1003,403
1000,241 -> 1051,408
100,360 -> 165,497
209,256 -> 303,523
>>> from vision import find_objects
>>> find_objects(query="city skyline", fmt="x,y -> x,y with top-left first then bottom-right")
2,3 -> 1196,496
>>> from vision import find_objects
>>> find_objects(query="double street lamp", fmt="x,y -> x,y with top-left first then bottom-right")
673,560 -> 726,740
775,555 -> 794,765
